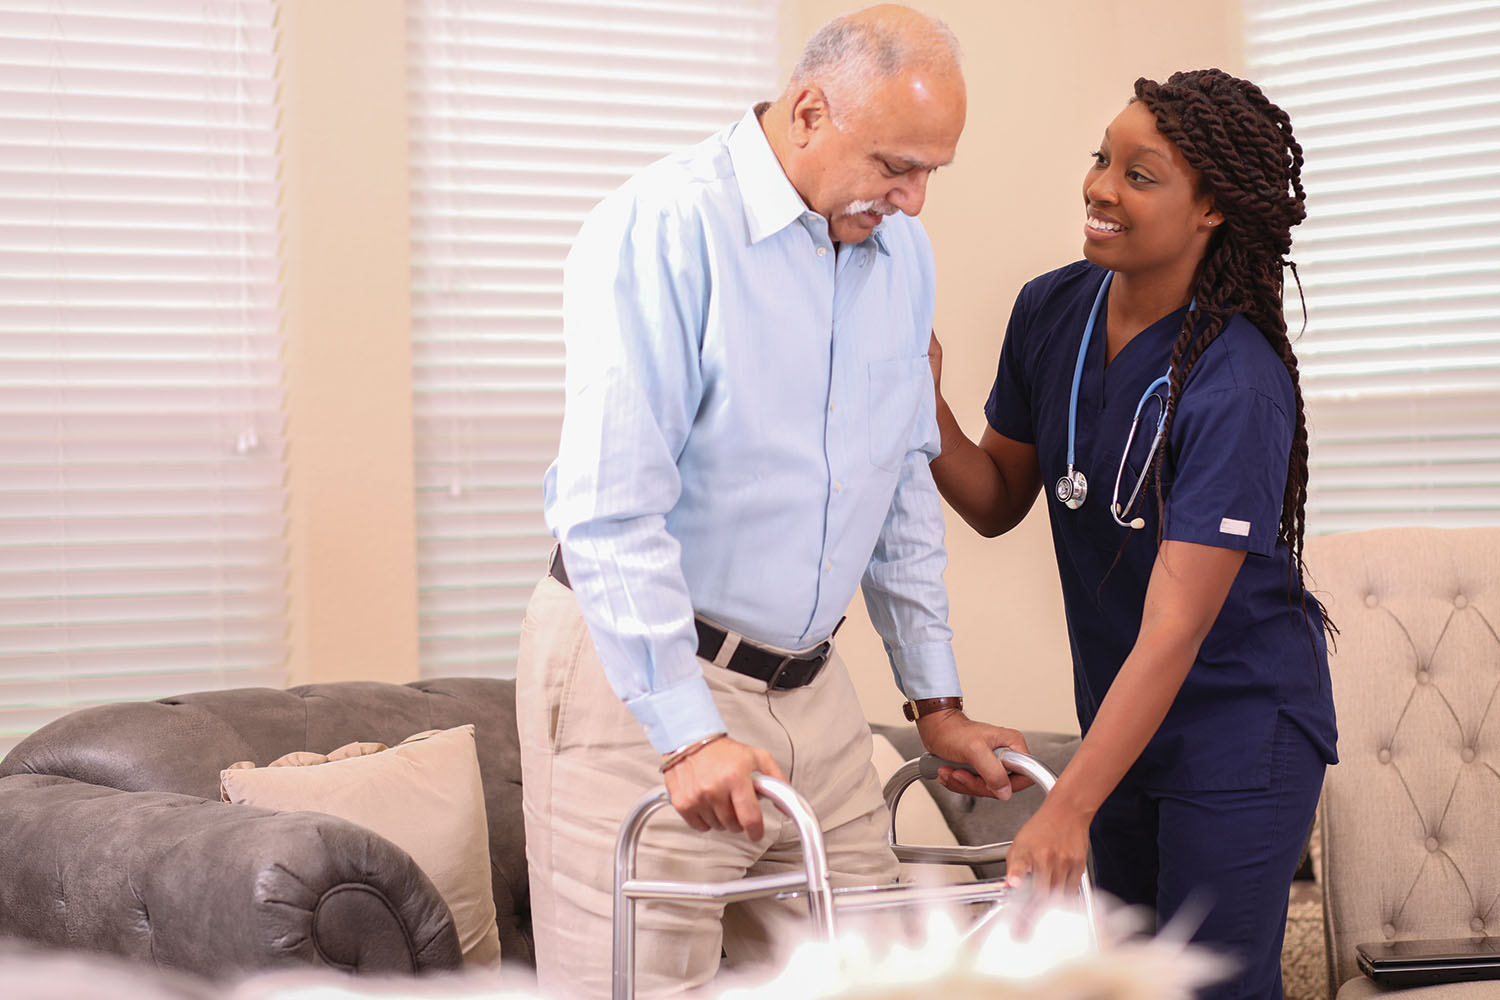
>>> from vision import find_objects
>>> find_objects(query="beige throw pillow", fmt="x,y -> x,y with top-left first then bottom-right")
220,724 -> 502,967
868,733 -> 971,887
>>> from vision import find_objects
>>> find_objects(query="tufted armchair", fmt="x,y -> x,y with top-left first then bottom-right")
1304,526 -> 1500,998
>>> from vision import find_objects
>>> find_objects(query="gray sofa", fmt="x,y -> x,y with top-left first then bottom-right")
0,677 -> 1078,984
0,678 -> 527,979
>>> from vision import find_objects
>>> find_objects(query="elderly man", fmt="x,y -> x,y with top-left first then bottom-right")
517,6 -> 1026,996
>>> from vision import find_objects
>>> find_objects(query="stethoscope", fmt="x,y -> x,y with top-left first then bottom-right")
1055,270 -> 1175,531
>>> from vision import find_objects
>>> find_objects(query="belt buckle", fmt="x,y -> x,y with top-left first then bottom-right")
765,643 -> 830,690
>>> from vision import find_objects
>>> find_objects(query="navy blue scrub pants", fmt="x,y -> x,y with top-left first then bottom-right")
1090,715 -> 1325,1000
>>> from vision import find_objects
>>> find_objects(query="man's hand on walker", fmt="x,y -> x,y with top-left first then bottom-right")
662,736 -> 785,841
915,709 -> 1032,800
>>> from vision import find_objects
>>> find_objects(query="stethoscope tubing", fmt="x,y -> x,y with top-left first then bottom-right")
1059,270 -> 1177,530
1064,272 -> 1113,477
1110,375 -> 1169,529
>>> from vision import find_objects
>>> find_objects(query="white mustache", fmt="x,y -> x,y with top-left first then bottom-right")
841,199 -> 898,217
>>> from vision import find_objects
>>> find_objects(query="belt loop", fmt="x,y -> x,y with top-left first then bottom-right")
711,629 -> 742,669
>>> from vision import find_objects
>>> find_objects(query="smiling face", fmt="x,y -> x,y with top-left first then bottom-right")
794,69 -> 965,244
1082,101 -> 1221,281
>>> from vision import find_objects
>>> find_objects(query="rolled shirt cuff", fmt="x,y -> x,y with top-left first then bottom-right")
625,672 -> 729,755
889,640 -> 962,701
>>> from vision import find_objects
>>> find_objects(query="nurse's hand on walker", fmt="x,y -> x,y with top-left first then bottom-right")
916,707 -> 1033,800
662,735 -> 785,842
1003,796 -> 1093,895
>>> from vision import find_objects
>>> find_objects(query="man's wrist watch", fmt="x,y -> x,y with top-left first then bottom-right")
902,696 -> 963,722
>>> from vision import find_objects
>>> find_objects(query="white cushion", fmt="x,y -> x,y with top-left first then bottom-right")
220,724 -> 502,967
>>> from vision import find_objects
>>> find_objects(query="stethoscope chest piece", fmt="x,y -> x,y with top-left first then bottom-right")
1055,469 -> 1088,509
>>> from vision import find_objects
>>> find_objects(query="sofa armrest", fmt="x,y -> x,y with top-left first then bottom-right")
0,774 -> 463,979
871,725 -> 1082,880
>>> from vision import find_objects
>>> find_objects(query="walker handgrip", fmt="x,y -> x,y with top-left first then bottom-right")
918,753 -> 968,781
916,749 -> 1058,792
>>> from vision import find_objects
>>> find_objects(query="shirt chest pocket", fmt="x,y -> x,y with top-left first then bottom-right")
867,356 -> 932,473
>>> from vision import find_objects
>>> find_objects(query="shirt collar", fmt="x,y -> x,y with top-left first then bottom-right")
727,104 -> 890,257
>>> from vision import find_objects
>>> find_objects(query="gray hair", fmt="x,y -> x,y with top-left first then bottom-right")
789,8 -> 961,126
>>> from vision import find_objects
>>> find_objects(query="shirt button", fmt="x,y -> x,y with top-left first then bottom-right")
829,402 -> 837,413
834,481 -> 842,492
824,561 -> 832,572
816,245 -> 828,258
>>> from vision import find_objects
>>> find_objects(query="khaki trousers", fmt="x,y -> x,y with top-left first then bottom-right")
517,576 -> 899,999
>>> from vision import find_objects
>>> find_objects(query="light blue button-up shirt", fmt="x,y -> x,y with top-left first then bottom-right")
544,106 -> 959,754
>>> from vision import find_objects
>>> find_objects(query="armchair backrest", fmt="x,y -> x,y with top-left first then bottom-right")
1303,527 -> 1500,992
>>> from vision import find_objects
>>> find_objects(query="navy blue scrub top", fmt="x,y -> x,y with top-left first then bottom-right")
986,261 -> 1337,791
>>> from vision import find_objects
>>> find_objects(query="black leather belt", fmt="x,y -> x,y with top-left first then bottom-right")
547,548 -> 834,690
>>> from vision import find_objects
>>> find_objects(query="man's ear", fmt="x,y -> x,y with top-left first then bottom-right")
789,86 -> 830,149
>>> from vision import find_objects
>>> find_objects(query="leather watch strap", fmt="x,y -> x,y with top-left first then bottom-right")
902,696 -> 964,722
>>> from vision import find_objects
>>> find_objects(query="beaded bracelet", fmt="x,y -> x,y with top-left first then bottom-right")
659,732 -> 728,774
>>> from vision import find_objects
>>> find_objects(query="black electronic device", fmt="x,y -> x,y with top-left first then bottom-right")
1356,937 -> 1500,988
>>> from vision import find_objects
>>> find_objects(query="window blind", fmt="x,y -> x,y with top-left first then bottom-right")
0,0 -> 287,756
407,0 -> 781,678
1243,0 -> 1500,533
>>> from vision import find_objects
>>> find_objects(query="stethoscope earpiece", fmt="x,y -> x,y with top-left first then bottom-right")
1111,503 -> 1147,531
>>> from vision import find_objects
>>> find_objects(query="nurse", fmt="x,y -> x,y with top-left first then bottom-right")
927,69 -> 1338,999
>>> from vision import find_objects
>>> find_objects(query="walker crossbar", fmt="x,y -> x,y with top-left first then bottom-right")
778,877 -> 1011,911
611,749 -> 1096,1000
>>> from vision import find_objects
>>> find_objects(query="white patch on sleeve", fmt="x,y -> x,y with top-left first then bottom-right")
1219,517 -> 1251,537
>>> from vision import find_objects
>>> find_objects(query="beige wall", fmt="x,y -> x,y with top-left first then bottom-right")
277,2 -> 1241,724
279,0 -> 419,686
784,2 -> 1244,734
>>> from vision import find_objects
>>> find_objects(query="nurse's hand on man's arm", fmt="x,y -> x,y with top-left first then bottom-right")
927,330 -> 945,393
915,709 -> 1033,800
662,736 -> 785,842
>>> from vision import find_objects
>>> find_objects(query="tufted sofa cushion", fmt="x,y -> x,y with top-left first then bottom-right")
0,677 -> 531,968
1304,527 -> 1500,997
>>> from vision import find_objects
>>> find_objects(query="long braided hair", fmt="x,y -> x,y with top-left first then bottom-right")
1130,68 -> 1331,638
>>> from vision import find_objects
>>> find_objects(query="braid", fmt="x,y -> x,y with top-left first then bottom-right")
1132,69 -> 1333,640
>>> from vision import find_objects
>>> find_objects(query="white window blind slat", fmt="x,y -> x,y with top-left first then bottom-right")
0,0 -> 287,758
1245,0 -> 1500,533
408,109 -> 739,140
2,477 -> 286,506
0,564 -> 286,599
407,0 -> 780,678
